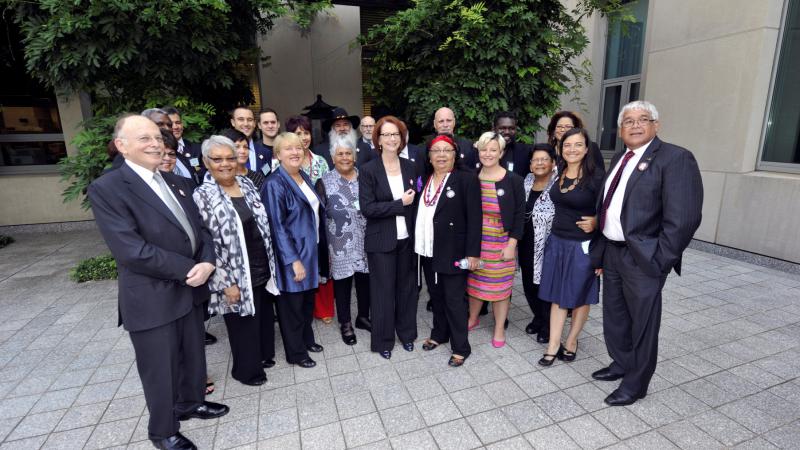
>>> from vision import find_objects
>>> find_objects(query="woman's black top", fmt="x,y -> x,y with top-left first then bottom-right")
522,189 -> 543,241
231,196 -> 271,287
549,173 -> 601,241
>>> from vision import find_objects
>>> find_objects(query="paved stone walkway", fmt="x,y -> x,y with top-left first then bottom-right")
0,230 -> 798,449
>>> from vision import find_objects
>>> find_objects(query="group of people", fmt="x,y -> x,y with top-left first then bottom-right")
88,100 -> 703,450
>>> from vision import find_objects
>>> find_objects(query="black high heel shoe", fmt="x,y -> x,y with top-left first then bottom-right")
557,343 -> 577,362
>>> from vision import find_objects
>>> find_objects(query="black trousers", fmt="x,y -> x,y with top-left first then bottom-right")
334,272 -> 370,324
275,289 -> 316,363
602,243 -> 668,396
519,233 -> 550,329
222,285 -> 273,384
367,238 -> 418,352
422,257 -> 471,358
129,302 -> 205,440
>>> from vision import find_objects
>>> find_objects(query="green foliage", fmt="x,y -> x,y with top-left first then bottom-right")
59,97 -> 215,209
0,235 -> 14,249
69,254 -> 118,283
361,0 -> 626,141
8,0 -> 330,105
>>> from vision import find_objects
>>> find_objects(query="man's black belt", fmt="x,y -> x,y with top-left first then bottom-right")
605,238 -> 627,248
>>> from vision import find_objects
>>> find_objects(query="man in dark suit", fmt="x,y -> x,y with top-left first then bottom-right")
164,106 -> 204,175
88,116 -> 229,449
590,101 -> 703,406
231,106 -> 271,174
430,107 -> 478,170
255,108 -> 280,175
494,111 -> 532,177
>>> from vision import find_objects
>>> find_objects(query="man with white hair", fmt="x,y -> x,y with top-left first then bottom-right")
429,107 -> 478,169
359,115 -> 376,151
316,107 -> 375,168
590,100 -> 703,406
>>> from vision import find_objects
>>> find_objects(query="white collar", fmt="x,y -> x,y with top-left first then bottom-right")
626,138 -> 654,156
125,159 -> 158,183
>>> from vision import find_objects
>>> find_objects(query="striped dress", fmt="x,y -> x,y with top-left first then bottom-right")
467,179 -> 516,301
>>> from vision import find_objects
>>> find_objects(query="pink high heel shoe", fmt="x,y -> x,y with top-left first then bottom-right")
492,339 -> 506,348
467,319 -> 480,331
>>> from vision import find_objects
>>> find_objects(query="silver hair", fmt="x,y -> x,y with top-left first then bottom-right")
201,135 -> 236,158
328,128 -> 359,157
328,132 -> 358,157
141,108 -> 169,120
617,101 -> 659,127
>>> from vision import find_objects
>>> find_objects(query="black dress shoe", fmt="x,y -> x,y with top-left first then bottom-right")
355,316 -> 372,332
379,350 -> 392,359
241,376 -> 267,386
306,343 -> 324,353
591,367 -> 624,382
525,322 -> 540,335
536,331 -> 549,343
341,323 -> 357,346
204,332 -> 217,346
296,358 -> 316,368
604,389 -> 643,406
152,432 -> 196,450
177,401 -> 229,421
557,343 -> 577,362
402,342 -> 414,352
262,359 -> 275,368
538,353 -> 557,367
426,300 -> 433,312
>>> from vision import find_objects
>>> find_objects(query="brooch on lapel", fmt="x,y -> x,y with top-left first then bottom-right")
177,188 -> 186,197
416,177 -> 423,192
446,186 -> 455,198
253,201 -> 263,209
259,154 -> 265,160
497,188 -> 505,197
637,156 -> 654,172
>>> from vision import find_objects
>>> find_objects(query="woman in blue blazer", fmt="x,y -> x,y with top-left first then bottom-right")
262,132 -> 326,368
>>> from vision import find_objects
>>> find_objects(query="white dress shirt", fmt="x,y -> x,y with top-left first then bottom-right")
125,160 -> 184,209
387,173 -> 409,239
414,173 -> 449,257
602,139 -> 653,241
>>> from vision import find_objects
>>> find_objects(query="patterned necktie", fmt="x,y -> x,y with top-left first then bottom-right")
599,150 -> 636,231
153,172 -> 197,253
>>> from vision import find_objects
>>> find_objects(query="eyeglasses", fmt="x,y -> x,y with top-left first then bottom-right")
163,152 -> 177,159
207,157 -> 237,164
621,118 -> 656,128
126,135 -> 164,145
430,148 -> 455,154
555,124 -> 574,131
380,132 -> 401,139
531,158 -> 551,164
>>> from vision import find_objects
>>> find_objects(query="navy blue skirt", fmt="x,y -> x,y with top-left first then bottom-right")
539,234 -> 599,309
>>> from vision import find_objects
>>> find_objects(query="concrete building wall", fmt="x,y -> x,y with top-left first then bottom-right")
258,5 -> 363,123
0,92 -> 92,226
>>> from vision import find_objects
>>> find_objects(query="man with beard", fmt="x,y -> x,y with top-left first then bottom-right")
255,108 -> 280,175
316,107 -> 375,168
494,111 -> 532,177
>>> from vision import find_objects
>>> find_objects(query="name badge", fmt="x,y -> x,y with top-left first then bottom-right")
190,157 -> 199,167
508,162 -> 514,172
353,200 -> 360,210
497,188 -> 505,197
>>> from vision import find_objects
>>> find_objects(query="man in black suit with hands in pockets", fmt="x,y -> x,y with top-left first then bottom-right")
590,101 -> 703,406
88,115 -> 229,450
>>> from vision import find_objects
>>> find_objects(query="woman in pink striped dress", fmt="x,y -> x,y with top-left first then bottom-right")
467,132 -> 525,348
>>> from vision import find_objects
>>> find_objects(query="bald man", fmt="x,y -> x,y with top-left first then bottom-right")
428,107 -> 478,170
88,116 -> 228,449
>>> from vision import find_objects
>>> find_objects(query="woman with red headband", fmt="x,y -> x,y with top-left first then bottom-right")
416,134 -> 482,366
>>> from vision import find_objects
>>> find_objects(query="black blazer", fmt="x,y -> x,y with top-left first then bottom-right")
590,136 -> 703,276
356,140 -> 377,167
88,164 -> 215,332
424,170 -> 482,274
491,171 -> 526,241
359,157 -> 419,253
174,152 -> 202,186
500,142 -> 533,178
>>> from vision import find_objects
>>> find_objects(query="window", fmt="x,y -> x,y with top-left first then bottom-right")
0,19 -> 66,169
760,0 -> 800,173
597,0 -> 648,155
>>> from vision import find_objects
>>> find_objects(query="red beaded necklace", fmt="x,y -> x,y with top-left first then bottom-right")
423,172 -> 450,207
